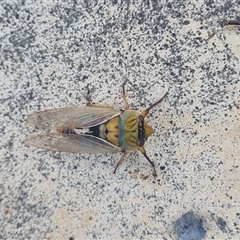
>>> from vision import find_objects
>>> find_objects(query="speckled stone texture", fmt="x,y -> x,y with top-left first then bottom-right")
1,1 -> 240,239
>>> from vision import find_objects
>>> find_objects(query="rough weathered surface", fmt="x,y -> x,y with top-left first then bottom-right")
1,1 -> 240,239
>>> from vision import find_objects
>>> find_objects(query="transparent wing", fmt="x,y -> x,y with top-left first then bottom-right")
25,134 -> 122,154
27,106 -> 121,129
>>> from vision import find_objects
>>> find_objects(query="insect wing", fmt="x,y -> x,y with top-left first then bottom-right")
27,106 -> 121,130
25,133 -> 122,154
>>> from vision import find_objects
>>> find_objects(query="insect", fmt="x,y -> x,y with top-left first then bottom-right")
26,82 -> 168,176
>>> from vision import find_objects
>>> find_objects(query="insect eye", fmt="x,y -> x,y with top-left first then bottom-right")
138,116 -> 145,146
138,115 -> 144,122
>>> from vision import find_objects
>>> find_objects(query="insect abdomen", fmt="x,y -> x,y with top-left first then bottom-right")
105,117 -> 119,146
57,127 -> 76,135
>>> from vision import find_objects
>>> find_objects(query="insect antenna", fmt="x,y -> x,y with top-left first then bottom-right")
141,92 -> 168,118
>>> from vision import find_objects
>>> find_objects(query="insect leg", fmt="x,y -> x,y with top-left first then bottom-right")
139,147 -> 157,176
122,81 -> 129,110
113,151 -> 128,173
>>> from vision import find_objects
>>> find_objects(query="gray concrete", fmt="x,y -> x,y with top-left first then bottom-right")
1,1 -> 240,239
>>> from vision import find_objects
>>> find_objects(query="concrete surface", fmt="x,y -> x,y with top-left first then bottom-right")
1,1 -> 240,239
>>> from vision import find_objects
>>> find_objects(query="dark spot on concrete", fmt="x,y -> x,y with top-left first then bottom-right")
216,217 -> 228,233
160,166 -> 166,170
183,20 -> 190,25
174,211 -> 206,240
17,223 -> 22,228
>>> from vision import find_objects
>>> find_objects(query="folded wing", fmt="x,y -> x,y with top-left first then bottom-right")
25,133 -> 122,153
27,106 -> 121,130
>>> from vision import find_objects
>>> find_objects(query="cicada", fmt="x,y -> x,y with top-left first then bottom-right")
26,83 -> 168,175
